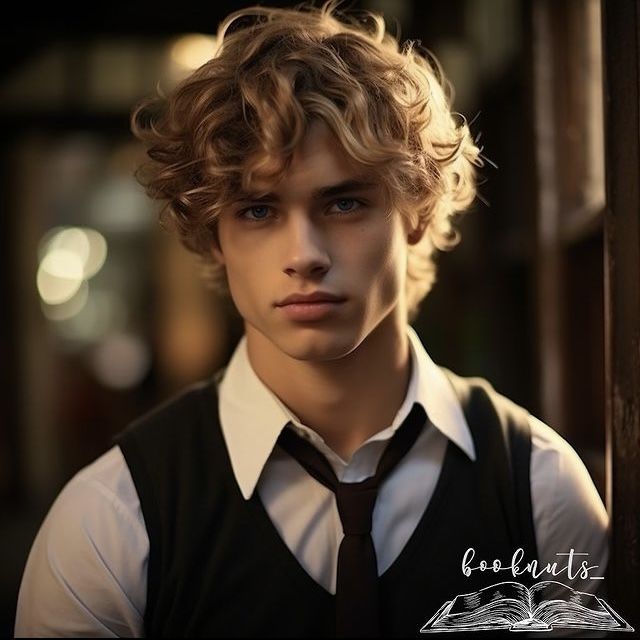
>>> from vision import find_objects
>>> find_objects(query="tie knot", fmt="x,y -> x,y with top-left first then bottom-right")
276,402 -> 426,538
336,483 -> 378,535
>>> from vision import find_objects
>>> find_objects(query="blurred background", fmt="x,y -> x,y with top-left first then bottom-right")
0,0 -> 613,634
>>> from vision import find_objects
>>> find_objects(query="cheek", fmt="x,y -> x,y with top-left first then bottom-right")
218,244 -> 262,310
225,257 -> 257,297
217,225 -> 252,280
350,222 -> 406,286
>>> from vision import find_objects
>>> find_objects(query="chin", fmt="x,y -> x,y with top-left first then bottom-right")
276,329 -> 360,362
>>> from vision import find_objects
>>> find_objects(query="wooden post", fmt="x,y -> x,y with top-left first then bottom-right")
602,0 -> 640,629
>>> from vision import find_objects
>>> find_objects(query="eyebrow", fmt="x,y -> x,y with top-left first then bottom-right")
235,179 -> 378,204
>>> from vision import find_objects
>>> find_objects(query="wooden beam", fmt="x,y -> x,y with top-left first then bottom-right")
602,0 -> 640,629
532,0 -> 566,435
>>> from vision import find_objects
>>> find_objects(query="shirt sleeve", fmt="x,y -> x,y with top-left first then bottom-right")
14,446 -> 148,638
529,415 -> 609,589
528,416 -> 611,639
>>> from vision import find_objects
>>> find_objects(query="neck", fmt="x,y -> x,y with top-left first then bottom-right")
245,310 -> 412,461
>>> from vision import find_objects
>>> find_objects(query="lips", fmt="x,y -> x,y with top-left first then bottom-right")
276,298 -> 346,322
275,291 -> 347,306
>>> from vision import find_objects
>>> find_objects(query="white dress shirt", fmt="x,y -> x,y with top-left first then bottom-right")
14,326 -> 609,638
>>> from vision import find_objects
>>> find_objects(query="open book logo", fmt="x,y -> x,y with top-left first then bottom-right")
420,580 -> 634,633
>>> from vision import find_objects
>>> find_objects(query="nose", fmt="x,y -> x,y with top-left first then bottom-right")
282,214 -> 331,279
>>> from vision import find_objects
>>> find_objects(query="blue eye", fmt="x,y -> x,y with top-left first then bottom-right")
240,205 -> 271,221
332,198 -> 360,213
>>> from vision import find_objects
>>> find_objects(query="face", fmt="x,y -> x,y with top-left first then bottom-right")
211,119 -> 424,362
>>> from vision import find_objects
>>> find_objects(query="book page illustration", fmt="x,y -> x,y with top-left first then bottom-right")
420,580 -> 634,633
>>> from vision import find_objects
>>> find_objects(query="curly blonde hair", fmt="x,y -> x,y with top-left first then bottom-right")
131,0 -> 482,322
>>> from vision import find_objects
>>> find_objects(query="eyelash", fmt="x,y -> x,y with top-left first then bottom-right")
237,198 -> 365,223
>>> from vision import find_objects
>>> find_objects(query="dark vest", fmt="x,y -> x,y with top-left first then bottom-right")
112,367 -> 539,638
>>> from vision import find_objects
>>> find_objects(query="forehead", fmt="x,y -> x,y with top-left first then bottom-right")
245,119 -> 371,197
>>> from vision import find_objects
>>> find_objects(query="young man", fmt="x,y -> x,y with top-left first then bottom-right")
15,2 -> 608,637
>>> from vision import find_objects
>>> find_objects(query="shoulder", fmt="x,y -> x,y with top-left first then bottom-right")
15,446 -> 147,637
528,415 -> 609,586
440,367 -> 529,428
34,444 -> 146,555
67,444 -> 146,532
528,414 -> 607,525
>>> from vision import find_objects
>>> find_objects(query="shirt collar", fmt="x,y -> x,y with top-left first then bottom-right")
218,325 -> 476,500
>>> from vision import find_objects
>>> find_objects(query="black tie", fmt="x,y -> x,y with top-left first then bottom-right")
276,403 -> 426,638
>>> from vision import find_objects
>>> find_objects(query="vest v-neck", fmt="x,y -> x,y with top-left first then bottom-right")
245,433 -> 459,599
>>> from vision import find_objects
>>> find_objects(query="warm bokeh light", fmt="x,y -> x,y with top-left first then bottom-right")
90,333 -> 151,389
37,249 -> 84,304
39,227 -> 89,266
54,289 -> 128,343
87,176 -> 152,233
37,226 -> 108,310
39,226 -> 108,279
80,229 -> 108,278
41,280 -> 89,321
170,34 -> 217,70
